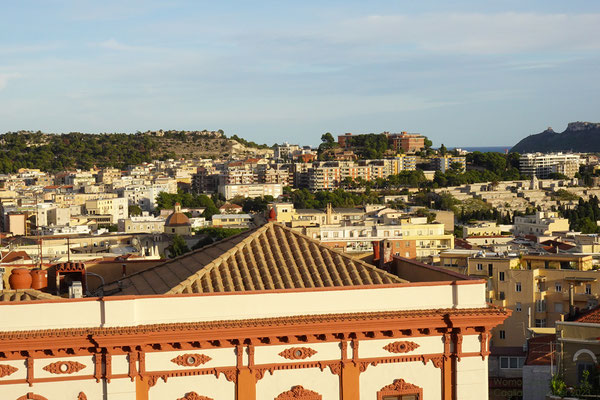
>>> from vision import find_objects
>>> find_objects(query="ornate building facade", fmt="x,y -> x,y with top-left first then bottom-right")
0,223 -> 509,399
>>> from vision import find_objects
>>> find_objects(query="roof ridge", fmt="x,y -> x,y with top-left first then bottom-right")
271,223 -> 406,284
166,224 -> 273,294
108,225 -> 261,286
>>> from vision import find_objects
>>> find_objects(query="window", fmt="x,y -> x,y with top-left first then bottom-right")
586,284 -> 592,295
555,302 -> 564,313
536,299 -> 546,312
476,263 -> 483,271
499,330 -> 506,340
382,397 -> 418,400
516,302 -> 522,312
500,356 -> 524,369
556,282 -> 562,292
516,282 -> 522,292
499,292 -> 505,300
499,272 -> 505,281
535,319 -> 546,327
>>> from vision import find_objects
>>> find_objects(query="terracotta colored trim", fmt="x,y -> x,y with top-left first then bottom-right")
275,386 -> 322,400
278,347 -> 317,360
93,353 -> 102,382
177,392 -> 214,400
16,393 -> 49,400
42,360 -> 86,374
377,378 -> 423,400
105,353 -> 112,383
171,353 -> 212,367
383,341 -> 420,354
135,375 -> 149,400
0,311 -> 508,361
0,364 -> 18,377
341,361 -> 360,400
26,357 -> 33,387
236,367 -> 255,400
128,352 -> 138,382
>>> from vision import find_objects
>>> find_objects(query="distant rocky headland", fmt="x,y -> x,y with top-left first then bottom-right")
511,122 -> 600,153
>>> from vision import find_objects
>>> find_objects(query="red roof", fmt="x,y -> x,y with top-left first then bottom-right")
576,306 -> 600,324
1,251 -> 32,263
525,334 -> 556,366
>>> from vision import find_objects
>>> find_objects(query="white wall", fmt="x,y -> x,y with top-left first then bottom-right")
0,282 -> 487,332
360,361 -> 442,399
257,368 -> 339,400
455,356 -> 489,400
149,374 -> 234,400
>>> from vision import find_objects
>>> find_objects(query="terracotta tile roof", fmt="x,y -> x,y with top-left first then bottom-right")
0,289 -> 60,302
1,251 -> 32,263
525,334 -> 556,366
105,222 -> 405,296
575,306 -> 600,323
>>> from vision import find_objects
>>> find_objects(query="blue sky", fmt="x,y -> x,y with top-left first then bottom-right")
1,1 -> 599,147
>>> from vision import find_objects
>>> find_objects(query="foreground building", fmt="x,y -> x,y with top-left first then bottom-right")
0,223 -> 508,399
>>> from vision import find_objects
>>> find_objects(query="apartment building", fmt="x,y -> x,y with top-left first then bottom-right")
314,216 -> 453,258
388,131 -> 426,153
433,155 -> 467,173
118,214 -> 166,233
513,211 -> 570,237
463,222 -> 503,238
519,153 -> 582,178
273,142 -> 300,160
337,131 -> 426,153
218,183 -> 283,200
439,251 -> 597,348
84,197 -> 128,224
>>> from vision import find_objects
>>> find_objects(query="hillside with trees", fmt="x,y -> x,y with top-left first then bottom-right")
0,130 -> 271,173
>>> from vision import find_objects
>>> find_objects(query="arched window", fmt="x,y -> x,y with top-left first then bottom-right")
377,379 -> 423,400
275,385 -> 322,400
16,394 -> 49,400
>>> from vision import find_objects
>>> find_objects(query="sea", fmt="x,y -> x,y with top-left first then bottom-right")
451,146 -> 511,153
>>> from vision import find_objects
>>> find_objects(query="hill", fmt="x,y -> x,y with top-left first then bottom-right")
511,122 -> 600,153
0,130 -> 272,173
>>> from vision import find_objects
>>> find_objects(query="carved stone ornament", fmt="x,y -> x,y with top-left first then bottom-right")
383,341 -> 420,354
0,364 -> 18,378
16,394 -> 49,400
275,385 -> 323,400
77,393 -> 87,400
171,353 -> 212,367
177,392 -> 214,400
378,379 -> 423,396
42,361 -> 86,375
278,347 -> 317,360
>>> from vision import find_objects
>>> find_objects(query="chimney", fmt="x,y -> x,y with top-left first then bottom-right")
326,203 -> 333,225
372,241 -> 380,262
379,240 -> 394,272
569,284 -> 575,317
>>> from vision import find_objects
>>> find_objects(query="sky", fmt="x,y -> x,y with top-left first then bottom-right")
1,1 -> 599,147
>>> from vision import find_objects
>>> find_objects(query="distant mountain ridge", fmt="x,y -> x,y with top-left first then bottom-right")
510,122 -> 600,153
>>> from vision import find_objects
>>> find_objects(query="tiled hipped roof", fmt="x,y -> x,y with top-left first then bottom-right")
575,306 -> 600,324
0,289 -> 60,302
107,223 -> 405,295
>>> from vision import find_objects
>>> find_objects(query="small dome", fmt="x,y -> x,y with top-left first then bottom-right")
165,203 -> 191,227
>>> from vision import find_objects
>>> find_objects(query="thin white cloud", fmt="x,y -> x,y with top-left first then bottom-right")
0,73 -> 21,91
333,13 -> 600,55
96,38 -> 164,53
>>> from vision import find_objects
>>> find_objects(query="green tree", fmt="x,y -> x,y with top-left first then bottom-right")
128,205 -> 143,216
321,132 -> 335,144
167,235 -> 190,258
